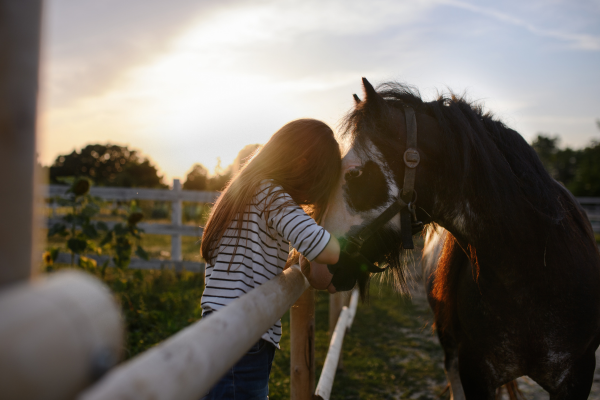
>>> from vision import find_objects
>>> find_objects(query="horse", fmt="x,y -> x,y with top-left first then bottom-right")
323,77 -> 600,399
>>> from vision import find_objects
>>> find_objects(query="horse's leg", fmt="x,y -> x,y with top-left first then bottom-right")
437,331 -> 465,400
424,227 -> 466,399
548,350 -> 596,400
428,274 -> 465,399
447,357 -> 466,400
457,346 -> 496,400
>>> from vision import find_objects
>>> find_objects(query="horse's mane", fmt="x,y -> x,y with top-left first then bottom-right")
342,82 -> 576,246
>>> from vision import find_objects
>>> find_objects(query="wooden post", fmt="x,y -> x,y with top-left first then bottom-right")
290,288 -> 315,400
0,0 -> 43,287
329,292 -> 345,369
0,270 -> 124,400
171,178 -> 182,261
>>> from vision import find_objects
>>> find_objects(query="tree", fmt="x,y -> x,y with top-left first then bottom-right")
531,127 -> 600,196
198,145 -> 261,192
50,144 -> 166,188
531,135 -> 580,187
531,134 -> 560,176
206,158 -> 232,192
183,163 -> 209,191
568,140 -> 600,197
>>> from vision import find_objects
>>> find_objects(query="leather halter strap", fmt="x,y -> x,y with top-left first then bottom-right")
401,107 -> 419,202
400,106 -> 420,249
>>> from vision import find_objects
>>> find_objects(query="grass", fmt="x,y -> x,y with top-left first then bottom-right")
270,279 -> 447,400
47,263 -> 205,359
47,262 -> 447,399
46,231 -> 203,261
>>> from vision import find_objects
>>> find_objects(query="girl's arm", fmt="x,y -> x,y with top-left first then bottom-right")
312,235 -> 340,264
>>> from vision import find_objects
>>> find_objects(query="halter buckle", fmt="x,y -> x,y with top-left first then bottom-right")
403,148 -> 420,168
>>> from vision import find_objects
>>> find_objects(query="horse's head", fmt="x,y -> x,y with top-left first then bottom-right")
324,78 -> 443,296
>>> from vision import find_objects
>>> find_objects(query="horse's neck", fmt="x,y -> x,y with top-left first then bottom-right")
436,192 -> 539,259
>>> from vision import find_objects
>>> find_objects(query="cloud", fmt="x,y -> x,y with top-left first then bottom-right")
439,0 -> 600,50
42,0 -> 244,107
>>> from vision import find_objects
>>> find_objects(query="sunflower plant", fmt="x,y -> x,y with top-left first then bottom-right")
46,178 -> 149,274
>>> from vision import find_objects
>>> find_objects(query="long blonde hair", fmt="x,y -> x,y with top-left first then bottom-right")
201,119 -> 341,265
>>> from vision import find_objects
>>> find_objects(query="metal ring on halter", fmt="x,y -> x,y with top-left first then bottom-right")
406,191 -> 418,221
401,189 -> 418,207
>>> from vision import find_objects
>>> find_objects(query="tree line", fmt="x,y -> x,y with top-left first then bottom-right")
531,119 -> 600,197
47,125 -> 599,196
48,143 -> 260,191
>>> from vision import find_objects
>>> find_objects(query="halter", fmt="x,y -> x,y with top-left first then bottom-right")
334,106 -> 424,274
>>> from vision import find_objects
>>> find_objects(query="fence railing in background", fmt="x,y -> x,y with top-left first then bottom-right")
45,180 -> 219,271
578,197 -> 600,233
43,185 -> 600,274
314,289 -> 359,400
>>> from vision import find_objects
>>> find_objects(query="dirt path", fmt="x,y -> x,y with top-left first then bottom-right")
407,258 -> 600,399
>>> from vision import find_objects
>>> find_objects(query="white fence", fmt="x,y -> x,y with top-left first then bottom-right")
45,182 -> 600,272
45,180 -> 219,271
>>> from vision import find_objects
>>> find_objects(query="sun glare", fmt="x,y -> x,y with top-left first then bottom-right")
40,3 -> 351,182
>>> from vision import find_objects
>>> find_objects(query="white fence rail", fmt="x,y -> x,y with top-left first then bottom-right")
579,198 -> 600,233
314,289 -> 359,400
45,180 -> 219,271
54,252 -> 205,273
45,183 -> 219,203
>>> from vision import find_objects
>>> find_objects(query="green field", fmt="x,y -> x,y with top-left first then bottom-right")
47,262 -> 447,399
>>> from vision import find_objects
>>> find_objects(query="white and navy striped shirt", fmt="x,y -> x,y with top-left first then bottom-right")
201,182 -> 331,348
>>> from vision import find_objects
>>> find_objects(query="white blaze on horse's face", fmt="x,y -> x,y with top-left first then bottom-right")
323,139 -> 401,238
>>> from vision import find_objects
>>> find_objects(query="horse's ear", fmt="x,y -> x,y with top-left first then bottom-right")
353,94 -> 361,104
362,77 -> 378,101
361,77 -> 385,111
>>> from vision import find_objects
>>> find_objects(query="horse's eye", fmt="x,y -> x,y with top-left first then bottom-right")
345,168 -> 363,181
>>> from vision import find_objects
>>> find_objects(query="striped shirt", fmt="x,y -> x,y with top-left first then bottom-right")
201,182 -> 331,348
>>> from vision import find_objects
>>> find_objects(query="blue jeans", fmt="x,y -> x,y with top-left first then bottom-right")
201,339 -> 276,400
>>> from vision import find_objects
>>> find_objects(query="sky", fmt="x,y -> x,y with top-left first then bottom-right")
39,0 -> 600,184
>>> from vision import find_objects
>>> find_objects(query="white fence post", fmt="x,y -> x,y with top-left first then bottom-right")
171,179 -> 182,261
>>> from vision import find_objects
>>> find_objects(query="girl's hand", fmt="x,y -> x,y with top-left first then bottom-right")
326,282 -> 337,294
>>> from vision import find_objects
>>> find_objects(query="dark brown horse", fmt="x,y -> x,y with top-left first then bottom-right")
323,78 -> 600,399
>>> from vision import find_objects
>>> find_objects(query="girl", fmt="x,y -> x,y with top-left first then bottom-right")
200,119 -> 341,400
